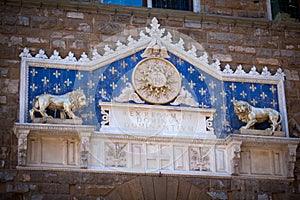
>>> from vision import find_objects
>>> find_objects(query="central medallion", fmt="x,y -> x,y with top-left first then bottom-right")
132,57 -> 181,104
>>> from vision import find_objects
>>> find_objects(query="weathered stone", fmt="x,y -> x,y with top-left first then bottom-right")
127,177 -> 144,200
228,45 -> 256,54
17,16 -> 30,26
0,96 -> 7,104
0,79 -> 19,94
70,184 -> 85,196
177,178 -> 192,200
6,183 -> 29,193
67,12 -> 84,19
185,21 -> 201,29
256,58 -> 279,65
140,176 -> 155,200
32,16 -> 57,29
77,22 -> 91,32
96,22 -> 125,35
40,183 -> 69,194
0,171 -> 14,182
87,184 -> 114,196
52,39 -> 66,49
153,177 -> 167,200
212,53 -> 232,62
166,177 -> 179,200
208,32 -> 244,44
26,37 -> 48,44
9,36 -> 22,47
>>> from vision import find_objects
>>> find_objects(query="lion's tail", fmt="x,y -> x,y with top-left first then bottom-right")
276,112 -> 283,131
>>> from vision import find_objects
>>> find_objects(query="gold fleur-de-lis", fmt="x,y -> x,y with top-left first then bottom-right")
30,83 -> 38,92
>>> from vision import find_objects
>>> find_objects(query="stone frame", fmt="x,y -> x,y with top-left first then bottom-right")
15,17 -> 299,179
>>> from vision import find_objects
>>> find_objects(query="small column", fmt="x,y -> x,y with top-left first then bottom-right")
287,144 -> 297,178
14,129 -> 30,166
79,132 -> 92,169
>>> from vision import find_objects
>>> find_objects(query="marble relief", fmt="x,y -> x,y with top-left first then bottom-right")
14,17 -> 299,180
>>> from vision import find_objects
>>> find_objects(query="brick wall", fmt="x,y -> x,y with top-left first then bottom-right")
0,0 -> 300,199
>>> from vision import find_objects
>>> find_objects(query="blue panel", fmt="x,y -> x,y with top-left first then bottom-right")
27,51 -> 280,137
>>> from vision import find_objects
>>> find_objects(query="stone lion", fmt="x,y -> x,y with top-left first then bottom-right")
30,90 -> 87,120
233,100 -> 282,132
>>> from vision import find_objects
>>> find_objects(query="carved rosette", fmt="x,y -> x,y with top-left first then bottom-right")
132,58 -> 181,104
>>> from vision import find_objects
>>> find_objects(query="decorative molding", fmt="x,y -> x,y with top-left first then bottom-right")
19,17 -> 285,82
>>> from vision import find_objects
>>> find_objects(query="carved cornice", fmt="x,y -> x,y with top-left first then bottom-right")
226,134 -> 300,146
14,123 -> 95,134
19,17 -> 285,84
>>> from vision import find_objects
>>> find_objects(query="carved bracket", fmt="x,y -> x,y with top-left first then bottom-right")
227,140 -> 242,175
287,144 -> 297,178
13,129 -> 30,166
79,132 -> 92,169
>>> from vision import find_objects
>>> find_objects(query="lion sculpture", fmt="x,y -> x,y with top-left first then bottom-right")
233,100 -> 282,132
30,90 -> 87,120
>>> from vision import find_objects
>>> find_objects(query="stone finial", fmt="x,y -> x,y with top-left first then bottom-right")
234,65 -> 246,74
35,49 -> 48,59
50,50 -> 62,60
64,51 -> 77,62
79,52 -> 90,62
19,47 -> 32,58
223,64 -> 233,74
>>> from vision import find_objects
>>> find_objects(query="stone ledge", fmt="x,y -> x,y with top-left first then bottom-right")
238,128 -> 286,137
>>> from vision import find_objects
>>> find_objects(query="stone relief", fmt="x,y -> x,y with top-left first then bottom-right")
132,58 -> 181,104
233,100 -> 282,133
171,86 -> 199,107
113,82 -> 145,104
231,146 -> 241,175
105,143 -> 127,167
189,147 -> 210,171
29,90 -> 87,124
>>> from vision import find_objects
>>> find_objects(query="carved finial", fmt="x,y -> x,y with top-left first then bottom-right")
274,68 -> 285,78
162,32 -> 172,42
79,52 -> 90,62
175,38 -> 185,50
234,65 -> 245,74
91,48 -> 102,60
19,47 -> 32,58
50,50 -> 62,60
141,17 -> 169,58
199,52 -> 208,63
249,66 -> 259,75
211,59 -> 221,71
116,40 -> 126,51
145,17 -> 165,38
127,35 -> 137,46
139,30 -> 148,41
64,51 -> 77,62
103,45 -> 114,56
261,66 -> 271,76
223,64 -> 233,74
187,45 -> 197,57
35,49 -> 48,59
